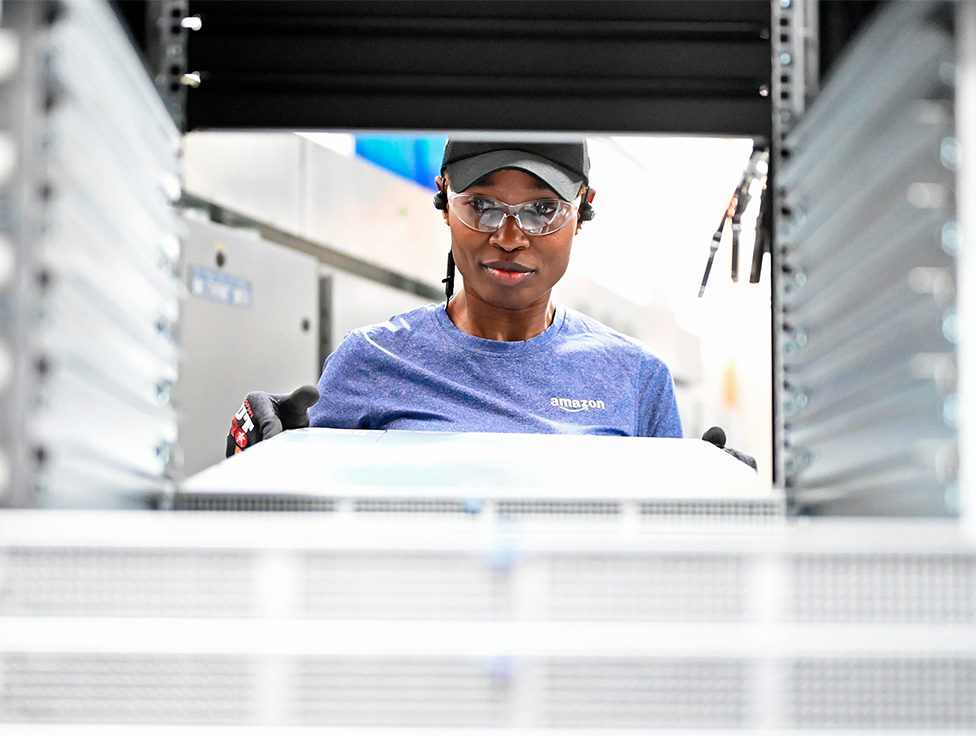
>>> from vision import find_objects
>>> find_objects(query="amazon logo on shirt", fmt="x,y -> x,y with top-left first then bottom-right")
550,397 -> 607,413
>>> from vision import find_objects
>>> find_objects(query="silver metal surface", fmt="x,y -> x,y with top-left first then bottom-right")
0,510 -> 972,730
178,429 -> 769,514
176,214 -> 320,478
771,0 -> 819,488
0,0 -> 59,506
777,0 -> 960,515
957,0 -> 976,534
145,0 -> 189,129
182,132 -> 307,238
0,0 -> 181,508
301,137 -> 447,288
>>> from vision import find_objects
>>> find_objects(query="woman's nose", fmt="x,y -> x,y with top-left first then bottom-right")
490,214 -> 530,250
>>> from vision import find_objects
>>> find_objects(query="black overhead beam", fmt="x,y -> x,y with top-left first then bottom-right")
183,1 -> 772,138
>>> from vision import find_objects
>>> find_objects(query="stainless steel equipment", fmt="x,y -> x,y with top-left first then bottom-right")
177,428 -> 773,519
176,215 -> 320,478
0,0 -> 181,508
776,0 -> 962,516
1,507 -> 972,730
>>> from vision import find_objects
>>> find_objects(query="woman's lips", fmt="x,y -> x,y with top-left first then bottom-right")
483,262 -> 533,284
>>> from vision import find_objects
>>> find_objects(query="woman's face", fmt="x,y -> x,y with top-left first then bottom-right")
446,168 -> 581,313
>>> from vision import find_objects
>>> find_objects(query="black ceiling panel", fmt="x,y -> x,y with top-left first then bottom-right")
184,1 -> 772,138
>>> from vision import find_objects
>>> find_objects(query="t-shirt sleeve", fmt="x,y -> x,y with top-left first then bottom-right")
309,331 -> 375,429
638,357 -> 684,438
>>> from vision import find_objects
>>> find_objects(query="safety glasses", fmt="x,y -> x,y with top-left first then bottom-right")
447,190 -> 581,236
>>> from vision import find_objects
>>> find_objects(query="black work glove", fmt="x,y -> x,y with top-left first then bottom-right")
226,385 -> 321,457
702,426 -> 758,470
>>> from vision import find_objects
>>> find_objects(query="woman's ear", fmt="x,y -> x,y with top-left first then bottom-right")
576,186 -> 596,233
583,186 -> 597,217
434,176 -> 450,224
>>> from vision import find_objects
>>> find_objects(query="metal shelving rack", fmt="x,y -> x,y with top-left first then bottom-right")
0,0 -> 181,508
776,0 -> 964,516
0,510 -> 973,730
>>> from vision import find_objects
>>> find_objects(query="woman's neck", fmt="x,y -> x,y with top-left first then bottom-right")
446,289 -> 555,342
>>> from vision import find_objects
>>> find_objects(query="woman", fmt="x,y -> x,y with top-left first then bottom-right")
307,140 -> 682,438
227,140 -> 682,456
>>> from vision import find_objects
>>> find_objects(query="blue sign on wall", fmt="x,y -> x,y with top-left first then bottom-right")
354,135 -> 447,191
190,265 -> 253,309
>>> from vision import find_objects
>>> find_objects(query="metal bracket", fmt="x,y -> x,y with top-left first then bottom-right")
145,0 -> 189,131
770,0 -> 818,492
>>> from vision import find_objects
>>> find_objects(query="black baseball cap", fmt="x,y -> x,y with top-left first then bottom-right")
441,140 -> 589,202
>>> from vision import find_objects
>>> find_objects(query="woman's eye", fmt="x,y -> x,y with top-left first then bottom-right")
530,201 -> 558,218
469,197 -> 496,214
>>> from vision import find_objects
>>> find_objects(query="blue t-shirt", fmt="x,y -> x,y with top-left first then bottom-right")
310,302 -> 683,437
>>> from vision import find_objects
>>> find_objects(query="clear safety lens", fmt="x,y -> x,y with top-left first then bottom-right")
448,191 -> 580,235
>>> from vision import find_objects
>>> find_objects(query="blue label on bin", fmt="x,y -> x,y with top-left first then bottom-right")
189,265 -> 252,309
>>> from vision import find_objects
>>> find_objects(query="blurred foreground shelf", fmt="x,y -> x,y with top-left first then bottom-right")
0,509 -> 973,730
